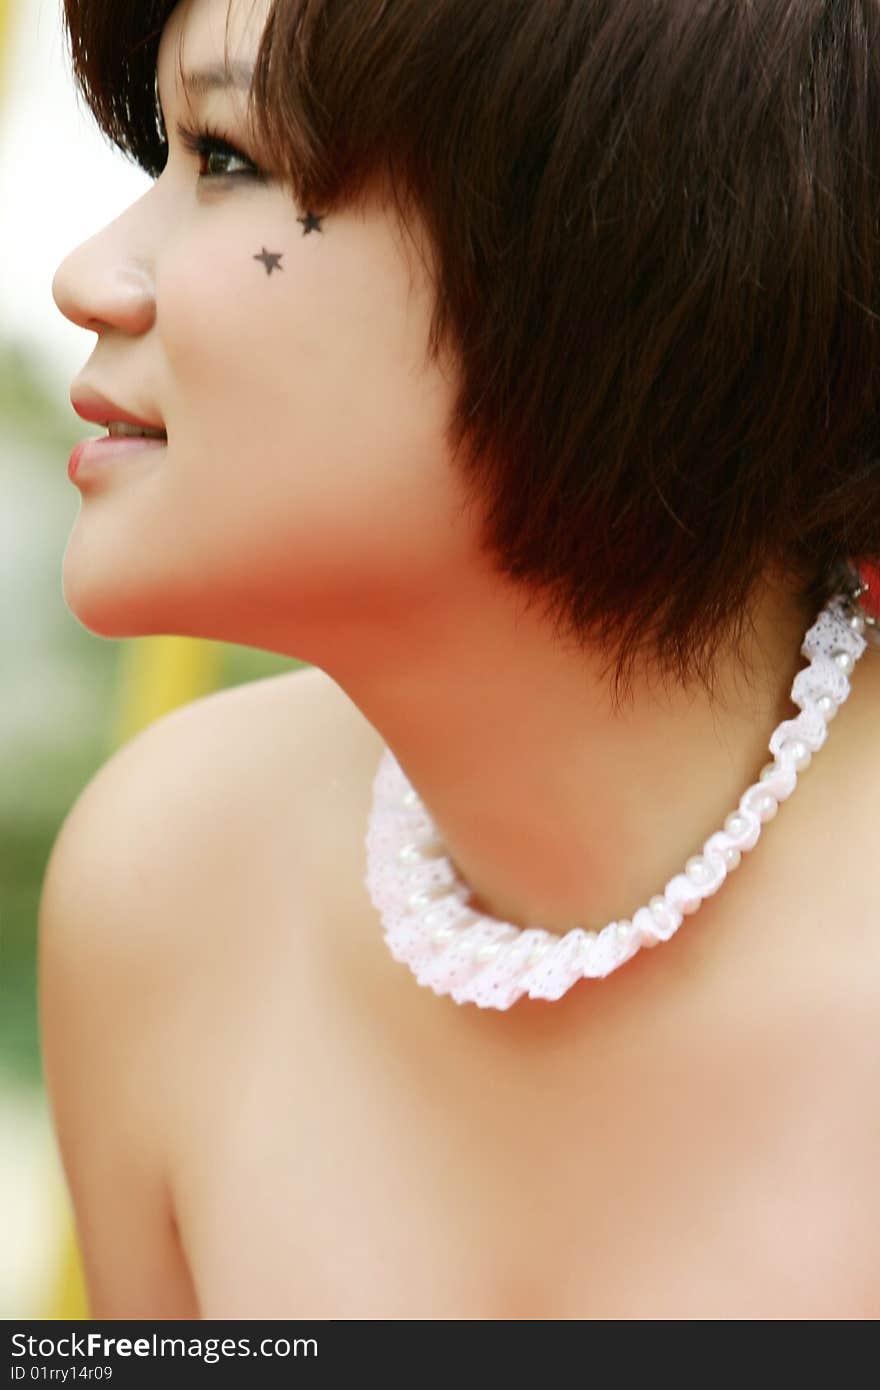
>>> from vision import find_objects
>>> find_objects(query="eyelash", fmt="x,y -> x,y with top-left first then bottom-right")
174,119 -> 267,183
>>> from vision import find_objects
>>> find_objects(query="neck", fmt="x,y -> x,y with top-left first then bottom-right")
314,563 -> 819,938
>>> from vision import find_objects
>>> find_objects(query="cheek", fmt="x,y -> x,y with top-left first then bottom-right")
159,234 -> 360,447
159,238 -> 294,387
155,226 -> 473,579
160,381 -> 471,618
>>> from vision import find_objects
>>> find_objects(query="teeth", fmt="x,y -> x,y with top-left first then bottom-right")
107,421 -> 167,439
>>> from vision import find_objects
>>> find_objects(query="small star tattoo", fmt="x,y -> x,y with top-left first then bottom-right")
253,247 -> 284,275
297,210 -> 325,235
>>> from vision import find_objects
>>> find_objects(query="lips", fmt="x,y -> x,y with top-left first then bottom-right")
70,384 -> 166,433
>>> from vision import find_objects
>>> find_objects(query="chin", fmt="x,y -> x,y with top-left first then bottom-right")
61,550 -> 166,641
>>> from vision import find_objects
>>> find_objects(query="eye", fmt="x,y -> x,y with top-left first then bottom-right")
174,119 -> 267,183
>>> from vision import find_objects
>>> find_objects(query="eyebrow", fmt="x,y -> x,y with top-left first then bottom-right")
178,61 -> 255,97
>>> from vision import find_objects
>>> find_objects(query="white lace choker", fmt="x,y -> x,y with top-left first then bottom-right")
364,584 -> 875,1010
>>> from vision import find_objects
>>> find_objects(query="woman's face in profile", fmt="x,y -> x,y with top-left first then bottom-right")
52,0 -> 469,659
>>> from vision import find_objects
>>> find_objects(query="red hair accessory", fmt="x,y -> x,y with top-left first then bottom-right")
849,558 -> 880,625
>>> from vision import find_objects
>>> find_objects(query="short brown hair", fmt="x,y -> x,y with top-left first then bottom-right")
60,0 -> 880,709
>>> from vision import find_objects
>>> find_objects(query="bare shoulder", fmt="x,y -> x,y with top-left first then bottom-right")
37,663 -> 371,1317
158,663 -> 383,855
41,661 -> 382,1005
161,661 -> 380,785
47,662 -> 367,873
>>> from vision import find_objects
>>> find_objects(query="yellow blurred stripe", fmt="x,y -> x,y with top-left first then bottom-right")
108,636 -> 226,750
44,1188 -> 89,1320
0,0 -> 17,104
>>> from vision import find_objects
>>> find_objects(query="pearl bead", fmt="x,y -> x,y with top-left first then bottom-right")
475,942 -> 501,962
407,890 -> 436,912
758,761 -> 778,782
832,649 -> 854,674
431,926 -> 456,945
684,855 -> 709,885
816,693 -> 837,721
579,931 -> 599,949
615,920 -> 635,942
724,812 -> 747,838
397,842 -> 425,864
422,909 -> 448,930
402,789 -> 420,808
754,792 -> 778,822
782,738 -> 812,771
723,845 -> 741,870
848,612 -> 866,635
527,943 -> 549,968
741,783 -> 780,821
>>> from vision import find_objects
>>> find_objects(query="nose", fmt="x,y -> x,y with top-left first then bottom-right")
52,227 -> 155,337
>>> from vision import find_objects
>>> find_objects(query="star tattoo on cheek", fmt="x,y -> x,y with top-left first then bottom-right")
253,247 -> 283,274
297,211 -> 324,235
252,212 -> 325,275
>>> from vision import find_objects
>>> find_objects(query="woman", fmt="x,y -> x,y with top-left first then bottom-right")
42,0 -> 880,1319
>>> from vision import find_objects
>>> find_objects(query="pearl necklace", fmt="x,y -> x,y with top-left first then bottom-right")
364,568 -> 878,1010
